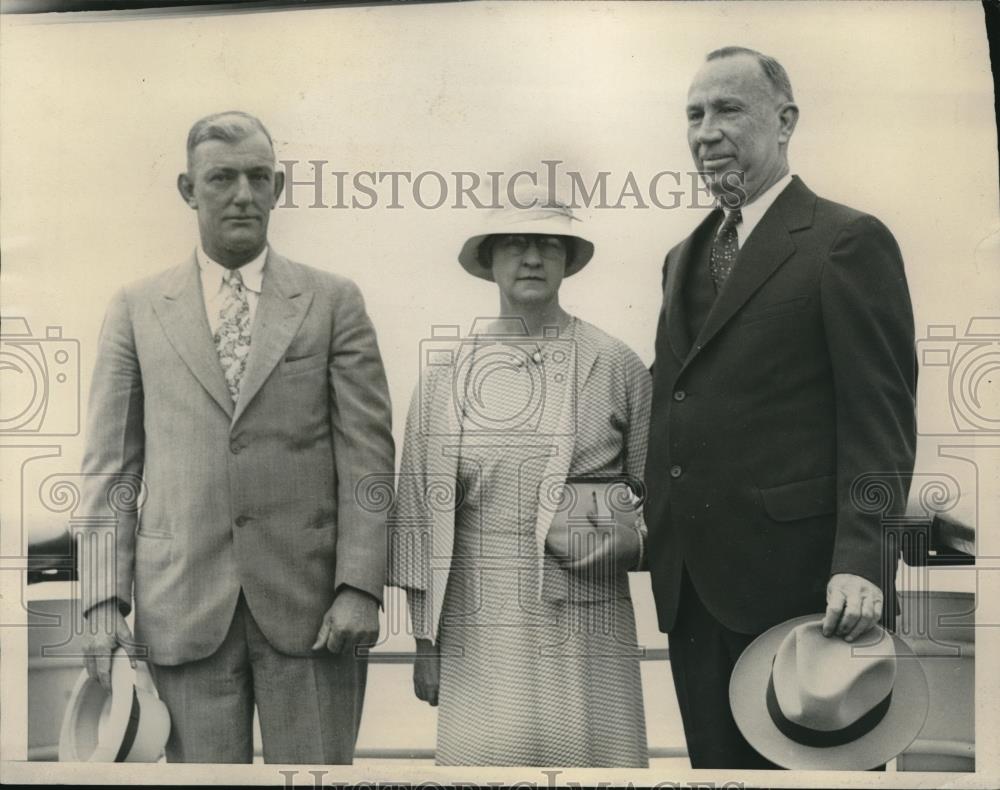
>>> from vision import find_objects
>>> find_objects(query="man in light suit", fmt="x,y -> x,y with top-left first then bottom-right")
643,48 -> 917,768
79,111 -> 395,763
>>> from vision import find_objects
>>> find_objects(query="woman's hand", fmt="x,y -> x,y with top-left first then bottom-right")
557,493 -> 642,575
413,638 -> 440,706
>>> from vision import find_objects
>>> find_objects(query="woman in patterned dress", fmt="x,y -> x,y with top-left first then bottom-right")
388,193 -> 651,766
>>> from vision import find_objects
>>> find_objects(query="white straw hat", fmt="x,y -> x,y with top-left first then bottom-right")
58,648 -> 170,762
458,188 -> 594,280
730,615 -> 928,770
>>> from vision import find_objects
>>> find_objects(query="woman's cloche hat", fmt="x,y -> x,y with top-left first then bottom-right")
729,615 -> 929,770
458,188 -> 595,281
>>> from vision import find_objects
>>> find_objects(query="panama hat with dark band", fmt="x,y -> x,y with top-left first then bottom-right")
58,647 -> 170,762
729,615 -> 929,770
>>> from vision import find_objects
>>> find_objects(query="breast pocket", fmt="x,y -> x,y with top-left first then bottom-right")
281,353 -> 327,377
741,296 -> 810,325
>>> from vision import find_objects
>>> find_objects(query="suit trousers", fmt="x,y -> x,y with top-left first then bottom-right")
667,567 -> 780,770
149,591 -> 367,764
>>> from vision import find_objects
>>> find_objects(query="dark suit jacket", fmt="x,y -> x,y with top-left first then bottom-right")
644,176 -> 917,635
79,250 -> 395,665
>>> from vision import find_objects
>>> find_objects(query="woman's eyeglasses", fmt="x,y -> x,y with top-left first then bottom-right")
494,234 -> 566,257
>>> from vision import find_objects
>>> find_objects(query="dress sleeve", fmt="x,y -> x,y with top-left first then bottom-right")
406,588 -> 433,641
387,379 -> 431,593
622,347 -> 653,486
622,346 -> 653,566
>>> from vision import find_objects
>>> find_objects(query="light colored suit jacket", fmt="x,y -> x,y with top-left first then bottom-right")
79,250 -> 394,666
387,317 -> 651,642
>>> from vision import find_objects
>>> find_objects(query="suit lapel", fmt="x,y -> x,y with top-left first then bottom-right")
152,256 -> 234,419
232,251 -> 314,425
664,209 -> 722,363
687,177 -> 816,364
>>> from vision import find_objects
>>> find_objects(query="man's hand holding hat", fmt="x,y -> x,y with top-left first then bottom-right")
823,573 -> 885,642
82,599 -> 139,692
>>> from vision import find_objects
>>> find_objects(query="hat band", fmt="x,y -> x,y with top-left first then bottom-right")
113,687 -> 141,762
765,669 -> 892,748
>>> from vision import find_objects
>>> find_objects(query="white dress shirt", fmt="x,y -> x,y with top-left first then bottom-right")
718,172 -> 794,248
197,246 -> 267,336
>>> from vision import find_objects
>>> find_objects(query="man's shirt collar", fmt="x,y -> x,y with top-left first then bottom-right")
721,173 -> 794,245
197,245 -> 268,295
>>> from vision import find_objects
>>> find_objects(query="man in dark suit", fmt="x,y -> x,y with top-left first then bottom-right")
78,111 -> 395,763
644,47 -> 917,768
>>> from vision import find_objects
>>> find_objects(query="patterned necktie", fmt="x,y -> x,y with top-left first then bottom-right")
709,209 -> 743,291
214,269 -> 252,403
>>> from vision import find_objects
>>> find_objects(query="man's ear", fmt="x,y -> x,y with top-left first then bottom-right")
271,167 -> 285,207
177,172 -> 197,209
777,102 -> 799,145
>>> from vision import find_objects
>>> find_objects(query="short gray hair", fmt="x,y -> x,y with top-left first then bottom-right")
706,46 -> 795,103
186,111 -> 274,170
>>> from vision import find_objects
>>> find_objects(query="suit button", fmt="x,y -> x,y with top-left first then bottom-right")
230,442 -> 242,454
235,515 -> 250,527
673,390 -> 686,402
669,465 -> 683,479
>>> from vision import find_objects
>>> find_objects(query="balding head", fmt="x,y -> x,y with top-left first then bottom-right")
686,48 -> 799,206
706,46 -> 795,104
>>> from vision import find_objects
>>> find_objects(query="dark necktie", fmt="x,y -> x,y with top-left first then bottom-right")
709,209 -> 743,291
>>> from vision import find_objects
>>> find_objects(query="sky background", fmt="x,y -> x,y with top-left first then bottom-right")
2,0 -> 997,536
1,0 -> 998,774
